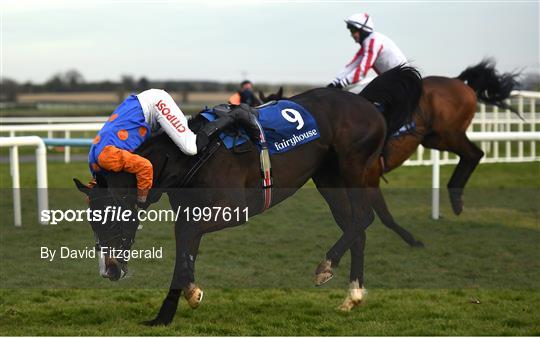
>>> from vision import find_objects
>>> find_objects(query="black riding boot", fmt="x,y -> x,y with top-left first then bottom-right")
196,116 -> 234,152
227,103 -> 261,142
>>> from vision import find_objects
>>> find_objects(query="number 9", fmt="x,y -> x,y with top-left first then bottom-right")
281,109 -> 304,130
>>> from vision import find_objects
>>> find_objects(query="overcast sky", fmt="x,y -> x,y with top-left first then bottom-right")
2,0 -> 538,85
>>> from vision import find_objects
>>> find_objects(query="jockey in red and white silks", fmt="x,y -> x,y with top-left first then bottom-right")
329,13 -> 408,90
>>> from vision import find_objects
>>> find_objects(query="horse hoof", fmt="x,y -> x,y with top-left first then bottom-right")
337,286 -> 366,312
314,259 -> 334,286
315,271 -> 334,286
411,240 -> 425,248
449,191 -> 463,215
184,286 -> 204,309
142,318 -> 171,326
337,298 -> 362,312
452,203 -> 463,215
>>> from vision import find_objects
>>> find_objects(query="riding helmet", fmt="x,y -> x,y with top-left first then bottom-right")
345,13 -> 374,33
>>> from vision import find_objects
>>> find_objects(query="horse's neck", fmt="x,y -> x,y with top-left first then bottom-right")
138,135 -> 192,188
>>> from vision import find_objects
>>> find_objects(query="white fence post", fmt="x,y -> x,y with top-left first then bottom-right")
518,98 -> 524,159
431,149 -> 440,220
36,143 -> 49,224
64,130 -> 71,163
0,136 -> 49,226
9,145 -> 21,226
530,98 -> 536,159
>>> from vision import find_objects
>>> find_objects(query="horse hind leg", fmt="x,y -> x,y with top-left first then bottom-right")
369,185 -> 424,247
448,137 -> 484,215
425,132 -> 484,215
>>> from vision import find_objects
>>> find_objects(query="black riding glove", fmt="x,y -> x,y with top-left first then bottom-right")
327,82 -> 343,89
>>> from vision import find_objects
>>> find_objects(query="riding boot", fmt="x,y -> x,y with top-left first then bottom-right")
228,103 -> 261,142
196,115 -> 234,152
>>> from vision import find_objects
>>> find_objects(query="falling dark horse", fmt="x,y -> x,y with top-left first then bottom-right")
74,65 -> 422,325
261,59 -> 520,247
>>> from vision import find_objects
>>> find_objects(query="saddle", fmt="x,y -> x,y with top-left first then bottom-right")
186,104 -> 273,211
212,103 -> 261,142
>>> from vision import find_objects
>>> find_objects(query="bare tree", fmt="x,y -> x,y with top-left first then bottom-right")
64,69 -> 85,89
0,77 -> 19,102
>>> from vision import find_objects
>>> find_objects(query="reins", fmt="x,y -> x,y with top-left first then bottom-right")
179,140 -> 222,187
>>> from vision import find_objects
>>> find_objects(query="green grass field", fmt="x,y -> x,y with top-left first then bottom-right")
0,161 -> 539,335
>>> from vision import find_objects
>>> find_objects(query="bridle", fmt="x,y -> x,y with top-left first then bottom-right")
89,192 -> 138,256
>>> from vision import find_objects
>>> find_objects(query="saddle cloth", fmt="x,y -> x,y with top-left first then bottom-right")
200,100 -> 321,155
391,121 -> 416,138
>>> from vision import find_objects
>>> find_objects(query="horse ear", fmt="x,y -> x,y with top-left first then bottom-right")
258,91 -> 267,103
73,178 -> 91,196
277,87 -> 283,98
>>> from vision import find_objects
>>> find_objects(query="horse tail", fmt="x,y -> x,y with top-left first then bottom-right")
456,59 -> 520,114
359,64 -> 423,137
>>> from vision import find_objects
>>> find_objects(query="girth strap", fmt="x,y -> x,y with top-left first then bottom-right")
255,119 -> 273,212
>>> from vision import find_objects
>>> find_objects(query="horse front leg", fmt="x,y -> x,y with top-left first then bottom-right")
316,186 -> 374,288
338,234 -> 368,312
313,178 -> 369,312
314,140 -> 380,313
145,222 -> 201,326
182,234 -> 204,309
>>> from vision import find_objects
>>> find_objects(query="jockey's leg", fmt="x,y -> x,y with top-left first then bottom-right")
141,89 -> 198,156
196,103 -> 262,152
227,103 -> 261,141
195,115 -> 235,151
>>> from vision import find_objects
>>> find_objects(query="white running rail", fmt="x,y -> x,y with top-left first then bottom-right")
0,136 -> 49,226
0,116 -> 108,124
0,123 -> 103,163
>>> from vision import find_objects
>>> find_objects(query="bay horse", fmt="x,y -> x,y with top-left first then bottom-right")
74,65 -> 423,325
260,59 -> 520,247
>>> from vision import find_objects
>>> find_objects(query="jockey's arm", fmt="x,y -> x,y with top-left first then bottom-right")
97,145 -> 153,203
330,36 -> 382,89
330,56 -> 362,88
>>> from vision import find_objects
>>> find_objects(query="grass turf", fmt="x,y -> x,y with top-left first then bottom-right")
0,161 -> 539,335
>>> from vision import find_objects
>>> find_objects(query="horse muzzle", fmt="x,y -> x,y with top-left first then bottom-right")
99,254 -> 127,281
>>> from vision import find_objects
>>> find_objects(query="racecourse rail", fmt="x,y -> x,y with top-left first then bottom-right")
1,91 -> 539,225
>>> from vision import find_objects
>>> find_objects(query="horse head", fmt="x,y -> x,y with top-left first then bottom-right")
73,172 -> 138,281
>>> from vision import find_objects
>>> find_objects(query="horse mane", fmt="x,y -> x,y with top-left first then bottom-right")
359,65 -> 423,137
457,58 -> 520,113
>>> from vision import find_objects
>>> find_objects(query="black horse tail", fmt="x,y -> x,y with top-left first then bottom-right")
457,59 -> 520,114
359,64 -> 423,137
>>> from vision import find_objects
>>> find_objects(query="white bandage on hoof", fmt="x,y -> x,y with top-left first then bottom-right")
338,281 -> 366,312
